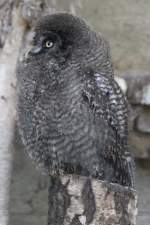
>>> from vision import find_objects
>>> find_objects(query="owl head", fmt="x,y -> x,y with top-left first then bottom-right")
23,13 -> 113,76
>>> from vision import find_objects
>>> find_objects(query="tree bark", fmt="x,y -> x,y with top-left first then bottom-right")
0,3 -> 26,225
48,175 -> 137,225
0,1 -> 138,225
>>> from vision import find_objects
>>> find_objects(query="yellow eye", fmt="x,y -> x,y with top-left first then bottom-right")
45,40 -> 53,48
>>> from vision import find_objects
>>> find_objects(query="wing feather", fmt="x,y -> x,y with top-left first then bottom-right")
83,72 -> 135,188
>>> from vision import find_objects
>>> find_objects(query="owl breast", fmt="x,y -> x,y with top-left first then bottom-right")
23,75 -> 96,174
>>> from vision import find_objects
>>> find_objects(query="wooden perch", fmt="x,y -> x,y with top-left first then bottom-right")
48,175 -> 137,225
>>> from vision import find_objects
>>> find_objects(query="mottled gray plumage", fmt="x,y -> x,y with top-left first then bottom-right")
17,13 -> 135,187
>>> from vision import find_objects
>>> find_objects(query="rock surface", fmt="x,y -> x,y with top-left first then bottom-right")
136,111 -> 150,133
123,72 -> 150,106
118,72 -> 150,158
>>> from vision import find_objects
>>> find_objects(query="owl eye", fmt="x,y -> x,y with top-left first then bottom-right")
45,40 -> 53,48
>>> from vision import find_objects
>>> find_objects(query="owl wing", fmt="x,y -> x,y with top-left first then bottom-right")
82,71 -> 135,188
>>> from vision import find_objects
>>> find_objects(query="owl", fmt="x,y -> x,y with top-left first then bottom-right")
17,13 -> 135,188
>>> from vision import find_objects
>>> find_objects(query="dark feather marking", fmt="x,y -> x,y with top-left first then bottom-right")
82,178 -> 96,223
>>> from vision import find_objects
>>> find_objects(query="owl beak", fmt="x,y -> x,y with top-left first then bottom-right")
29,45 -> 42,55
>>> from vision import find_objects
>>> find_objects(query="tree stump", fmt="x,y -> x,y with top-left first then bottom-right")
48,175 -> 137,225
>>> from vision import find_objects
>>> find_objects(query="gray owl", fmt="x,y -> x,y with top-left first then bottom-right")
17,13 -> 135,188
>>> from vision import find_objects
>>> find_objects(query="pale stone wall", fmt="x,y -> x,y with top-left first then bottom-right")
123,72 -> 150,158
79,0 -> 150,74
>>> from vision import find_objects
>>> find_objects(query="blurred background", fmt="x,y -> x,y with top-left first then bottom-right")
0,0 -> 149,225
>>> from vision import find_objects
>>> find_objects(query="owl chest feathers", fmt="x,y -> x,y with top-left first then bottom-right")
31,75 -> 96,169
34,74 -> 87,134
